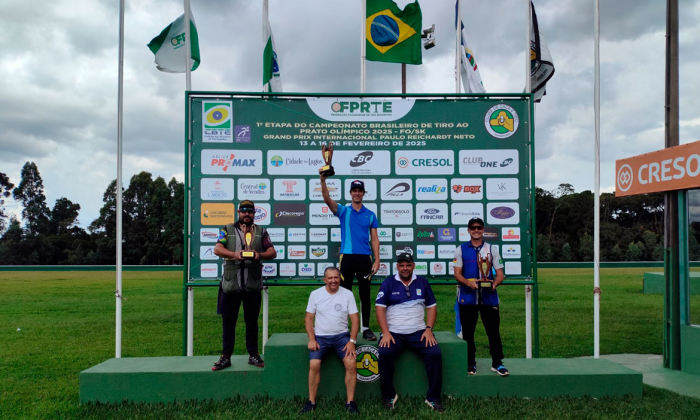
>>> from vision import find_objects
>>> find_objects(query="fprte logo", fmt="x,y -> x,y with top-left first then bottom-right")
485,104 -> 519,139
355,345 -> 380,382
331,101 -> 392,114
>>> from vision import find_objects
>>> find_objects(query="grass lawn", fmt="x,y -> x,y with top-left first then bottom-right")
1,267 -> 699,418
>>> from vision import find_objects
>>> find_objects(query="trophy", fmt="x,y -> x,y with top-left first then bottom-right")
319,143 -> 335,177
240,225 -> 256,260
476,253 -> 493,290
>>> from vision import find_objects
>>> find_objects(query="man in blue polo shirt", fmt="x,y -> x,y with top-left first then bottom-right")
454,217 -> 508,376
375,253 -> 444,412
321,174 -> 380,341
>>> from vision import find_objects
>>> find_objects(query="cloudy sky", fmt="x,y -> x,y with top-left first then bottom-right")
1,0 -> 699,228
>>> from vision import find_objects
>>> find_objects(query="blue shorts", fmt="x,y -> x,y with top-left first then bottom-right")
309,332 -> 350,360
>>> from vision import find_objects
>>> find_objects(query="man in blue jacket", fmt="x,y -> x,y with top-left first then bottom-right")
454,217 -> 508,376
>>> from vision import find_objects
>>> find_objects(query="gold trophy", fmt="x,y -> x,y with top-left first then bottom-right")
319,143 -> 335,177
240,225 -> 256,260
476,253 -> 493,290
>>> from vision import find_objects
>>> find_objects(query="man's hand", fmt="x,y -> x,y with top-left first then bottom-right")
343,341 -> 356,358
308,340 -> 320,351
466,280 -> 478,290
379,332 -> 395,348
371,261 -> 380,276
421,328 -> 437,347
230,251 -> 243,261
253,250 -> 260,260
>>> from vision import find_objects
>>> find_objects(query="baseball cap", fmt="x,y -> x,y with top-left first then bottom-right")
349,180 -> 365,192
397,252 -> 414,263
467,217 -> 484,228
239,200 -> 255,211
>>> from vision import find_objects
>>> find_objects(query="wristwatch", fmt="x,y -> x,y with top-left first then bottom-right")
426,326 -> 434,331
349,339 -> 357,344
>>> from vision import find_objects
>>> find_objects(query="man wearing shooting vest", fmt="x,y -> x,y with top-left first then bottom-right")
212,199 -> 277,371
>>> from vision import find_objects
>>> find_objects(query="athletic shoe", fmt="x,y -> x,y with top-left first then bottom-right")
467,365 -> 477,375
362,329 -> 377,341
491,365 -> 509,376
345,400 -> 360,414
248,353 -> 265,368
211,355 -> 231,371
299,400 -> 316,414
383,394 -> 398,410
424,399 -> 446,413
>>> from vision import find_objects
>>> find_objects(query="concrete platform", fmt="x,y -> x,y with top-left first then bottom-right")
80,332 -> 642,403
643,272 -> 700,294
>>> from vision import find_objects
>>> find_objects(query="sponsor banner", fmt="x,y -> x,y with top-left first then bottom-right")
299,262 -> 315,277
309,228 -> 328,242
309,203 -> 340,226
416,245 -> 436,260
452,203 -> 484,225
416,203 -> 449,226
502,227 -> 521,242
201,203 -> 236,225
253,203 -> 271,226
317,262 -> 335,277
200,228 -> 219,243
201,149 -> 263,175
200,246 -> 218,260
381,178 -> 412,201
459,149 -> 518,175
430,261 -> 446,276
502,244 -> 522,259
438,227 -> 456,242
414,262 -> 428,275
200,178 -> 234,201
459,227 -> 470,242
486,178 -> 519,200
377,227 -> 393,242
202,101 -> 233,143
395,245 -> 415,257
267,150 -> 325,175
451,178 -> 484,200
376,262 -> 390,277
615,140 -> 700,197
263,263 -> 277,277
273,203 -> 307,226
487,202 -> 519,225
267,228 -> 285,242
379,245 -> 392,260
415,178 -> 448,201
381,203 -> 413,225
274,245 -> 286,260
331,228 -> 341,242
310,245 -> 328,259
505,261 -> 522,275
448,261 -> 455,275
395,227 -> 414,242
416,227 -> 436,242
201,263 -> 219,278
237,178 -> 270,201
483,227 -> 499,241
280,262 -> 296,276
438,245 -> 457,260
343,178 -> 377,201
274,178 -> 306,200
288,245 -> 306,259
309,178 -> 341,201
235,125 -> 251,143
395,150 -> 455,175
287,228 -> 307,242
333,150 -> 391,176
305,97 -> 415,122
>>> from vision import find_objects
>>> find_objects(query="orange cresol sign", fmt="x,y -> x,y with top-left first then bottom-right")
615,140 -> 700,197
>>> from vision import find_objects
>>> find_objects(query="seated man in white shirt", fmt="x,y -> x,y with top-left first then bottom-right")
300,267 -> 360,414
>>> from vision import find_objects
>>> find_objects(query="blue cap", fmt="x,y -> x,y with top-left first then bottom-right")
350,180 -> 365,192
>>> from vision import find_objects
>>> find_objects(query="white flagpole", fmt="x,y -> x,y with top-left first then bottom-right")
593,0 -> 601,359
184,0 -> 194,357
184,0 -> 192,91
525,0 -> 532,359
115,0 -> 125,359
455,0 -> 462,93
361,0 -> 366,93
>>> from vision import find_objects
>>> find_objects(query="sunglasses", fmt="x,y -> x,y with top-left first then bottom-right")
469,226 -> 484,231
239,209 -> 255,214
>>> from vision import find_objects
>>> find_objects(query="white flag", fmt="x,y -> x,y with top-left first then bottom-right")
263,0 -> 282,92
147,11 -> 200,73
458,22 -> 486,93
530,1 -> 555,102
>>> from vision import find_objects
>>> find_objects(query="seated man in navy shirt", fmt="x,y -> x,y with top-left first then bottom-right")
375,253 -> 444,413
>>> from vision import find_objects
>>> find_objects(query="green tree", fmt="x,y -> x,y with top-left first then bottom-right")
625,242 -> 643,261
0,172 -> 14,233
578,233 -> 594,261
12,162 -> 50,235
561,243 -> 573,261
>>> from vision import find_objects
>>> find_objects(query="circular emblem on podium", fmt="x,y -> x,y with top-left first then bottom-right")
355,345 -> 380,383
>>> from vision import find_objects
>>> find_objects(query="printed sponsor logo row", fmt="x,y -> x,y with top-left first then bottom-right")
201,149 -> 519,176
200,177 -> 520,202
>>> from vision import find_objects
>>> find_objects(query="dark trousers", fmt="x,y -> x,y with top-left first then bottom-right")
221,289 -> 262,357
338,254 -> 373,329
378,330 -> 443,403
459,304 -> 504,366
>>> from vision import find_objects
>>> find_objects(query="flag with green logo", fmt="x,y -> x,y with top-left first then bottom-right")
366,0 -> 422,65
263,0 -> 282,92
147,12 -> 200,73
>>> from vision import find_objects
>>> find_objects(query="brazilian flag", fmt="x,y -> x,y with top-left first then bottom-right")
366,0 -> 422,65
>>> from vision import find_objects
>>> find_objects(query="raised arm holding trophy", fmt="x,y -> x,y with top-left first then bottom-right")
319,142 -> 335,177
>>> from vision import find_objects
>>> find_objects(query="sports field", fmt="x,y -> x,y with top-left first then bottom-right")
1,267 -> 700,419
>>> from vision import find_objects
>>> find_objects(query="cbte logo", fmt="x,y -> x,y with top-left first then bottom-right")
485,104 -> 519,139
355,345 -> 380,382
331,101 -> 392,114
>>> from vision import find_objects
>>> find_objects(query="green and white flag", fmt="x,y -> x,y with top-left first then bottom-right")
262,0 -> 282,92
147,11 -> 200,73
